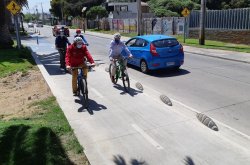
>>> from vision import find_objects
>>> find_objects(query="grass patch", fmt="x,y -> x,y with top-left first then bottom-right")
174,35 -> 250,53
0,96 -> 86,164
0,47 -> 35,78
70,25 -> 79,29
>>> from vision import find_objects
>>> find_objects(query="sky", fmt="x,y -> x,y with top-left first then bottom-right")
22,0 -> 51,14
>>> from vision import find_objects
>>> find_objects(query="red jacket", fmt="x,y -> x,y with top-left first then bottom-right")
66,44 -> 94,67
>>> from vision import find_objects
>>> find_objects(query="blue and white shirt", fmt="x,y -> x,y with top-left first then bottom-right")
109,40 -> 131,60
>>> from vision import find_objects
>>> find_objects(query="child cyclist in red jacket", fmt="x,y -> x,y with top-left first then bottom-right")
66,37 -> 95,96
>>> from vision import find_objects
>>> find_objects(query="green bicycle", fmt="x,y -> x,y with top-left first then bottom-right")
109,58 -> 130,92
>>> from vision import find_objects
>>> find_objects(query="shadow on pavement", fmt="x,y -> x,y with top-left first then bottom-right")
113,84 -> 143,96
36,52 -> 67,75
75,98 -> 107,115
128,64 -> 190,78
148,68 -> 190,78
113,155 -> 148,165
184,156 -> 195,165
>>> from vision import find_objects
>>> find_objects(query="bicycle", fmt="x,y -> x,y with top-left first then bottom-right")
109,58 -> 130,92
57,47 -> 67,71
71,64 -> 94,108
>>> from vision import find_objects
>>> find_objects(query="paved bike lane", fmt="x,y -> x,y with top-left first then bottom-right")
22,34 -> 250,165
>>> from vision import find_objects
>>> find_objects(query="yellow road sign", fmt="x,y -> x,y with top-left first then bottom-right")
182,8 -> 190,17
6,1 -> 21,15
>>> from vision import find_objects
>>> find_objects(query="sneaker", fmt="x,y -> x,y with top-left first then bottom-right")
73,91 -> 79,96
60,65 -> 66,69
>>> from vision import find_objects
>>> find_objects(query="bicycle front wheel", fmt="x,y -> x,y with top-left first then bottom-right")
79,78 -> 88,108
109,63 -> 118,84
122,70 -> 130,92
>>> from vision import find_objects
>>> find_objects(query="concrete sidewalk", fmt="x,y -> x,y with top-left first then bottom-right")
84,31 -> 250,64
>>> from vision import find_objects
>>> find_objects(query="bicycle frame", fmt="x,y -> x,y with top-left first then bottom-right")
71,67 -> 88,108
115,59 -> 125,79
110,58 -> 130,92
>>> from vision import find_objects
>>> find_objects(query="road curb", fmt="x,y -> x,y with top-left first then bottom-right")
185,51 -> 250,64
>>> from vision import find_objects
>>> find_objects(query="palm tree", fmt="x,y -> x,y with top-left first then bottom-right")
0,0 -> 28,49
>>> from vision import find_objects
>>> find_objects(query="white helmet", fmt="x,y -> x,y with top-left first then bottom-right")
114,33 -> 121,39
74,37 -> 83,43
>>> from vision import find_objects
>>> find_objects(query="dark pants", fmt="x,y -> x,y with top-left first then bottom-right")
58,48 -> 66,68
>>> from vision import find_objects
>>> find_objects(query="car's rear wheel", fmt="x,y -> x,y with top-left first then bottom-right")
140,60 -> 148,74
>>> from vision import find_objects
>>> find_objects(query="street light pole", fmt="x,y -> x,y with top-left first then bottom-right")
137,0 -> 142,36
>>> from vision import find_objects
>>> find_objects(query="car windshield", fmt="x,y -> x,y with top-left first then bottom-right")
57,25 -> 66,28
152,39 -> 179,48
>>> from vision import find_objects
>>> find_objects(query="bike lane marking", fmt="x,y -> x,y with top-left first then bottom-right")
131,124 -> 164,150
90,87 -> 104,98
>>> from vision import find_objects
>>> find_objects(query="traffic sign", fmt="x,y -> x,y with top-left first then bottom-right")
181,8 -> 190,17
6,1 -> 21,15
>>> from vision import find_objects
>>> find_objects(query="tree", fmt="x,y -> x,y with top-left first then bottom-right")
50,0 -> 105,20
148,0 -> 199,17
206,0 -> 250,9
86,6 -> 108,20
0,0 -> 28,49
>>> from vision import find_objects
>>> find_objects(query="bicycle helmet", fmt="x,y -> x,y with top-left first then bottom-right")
114,33 -> 121,39
74,37 -> 83,43
76,29 -> 81,34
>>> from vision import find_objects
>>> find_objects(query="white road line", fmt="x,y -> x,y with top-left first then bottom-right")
171,98 -> 250,140
171,98 -> 200,114
90,88 -> 104,98
141,83 -> 250,140
132,124 -> 164,150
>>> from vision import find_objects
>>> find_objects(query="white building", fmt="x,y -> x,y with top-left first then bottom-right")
105,0 -> 152,19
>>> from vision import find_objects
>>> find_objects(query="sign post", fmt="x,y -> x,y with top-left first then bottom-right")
6,1 -> 21,49
181,8 -> 190,43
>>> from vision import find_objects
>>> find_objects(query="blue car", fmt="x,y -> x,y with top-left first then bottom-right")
125,35 -> 184,73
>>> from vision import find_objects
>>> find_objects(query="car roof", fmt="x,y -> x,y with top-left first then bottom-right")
135,35 -> 176,42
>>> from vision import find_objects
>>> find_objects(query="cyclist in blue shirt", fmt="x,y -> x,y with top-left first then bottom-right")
109,33 -> 133,83
74,29 -> 88,46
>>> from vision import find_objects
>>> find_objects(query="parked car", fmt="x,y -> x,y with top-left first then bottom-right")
125,35 -> 184,73
28,22 -> 34,28
36,21 -> 43,27
52,25 -> 70,37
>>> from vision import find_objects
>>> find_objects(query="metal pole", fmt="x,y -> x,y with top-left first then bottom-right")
14,15 -> 21,49
137,0 -> 142,36
41,2 -> 44,25
61,0 -> 64,24
184,17 -> 186,43
199,0 -> 206,45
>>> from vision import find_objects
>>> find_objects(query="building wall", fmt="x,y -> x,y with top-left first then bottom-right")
189,29 -> 250,45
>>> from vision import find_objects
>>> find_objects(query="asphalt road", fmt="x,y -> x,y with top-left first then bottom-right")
21,25 -> 250,165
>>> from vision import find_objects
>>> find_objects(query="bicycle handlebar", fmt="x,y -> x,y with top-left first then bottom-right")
70,64 -> 95,70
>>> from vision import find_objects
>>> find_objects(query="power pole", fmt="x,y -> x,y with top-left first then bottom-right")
61,0 -> 64,24
41,2 -> 44,24
199,0 -> 206,45
137,0 -> 142,36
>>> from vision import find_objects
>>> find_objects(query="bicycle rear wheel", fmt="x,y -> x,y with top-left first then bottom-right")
79,78 -> 88,108
109,63 -> 118,84
122,70 -> 130,92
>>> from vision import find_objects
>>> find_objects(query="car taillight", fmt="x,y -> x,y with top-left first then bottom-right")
150,43 -> 158,56
179,44 -> 184,53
